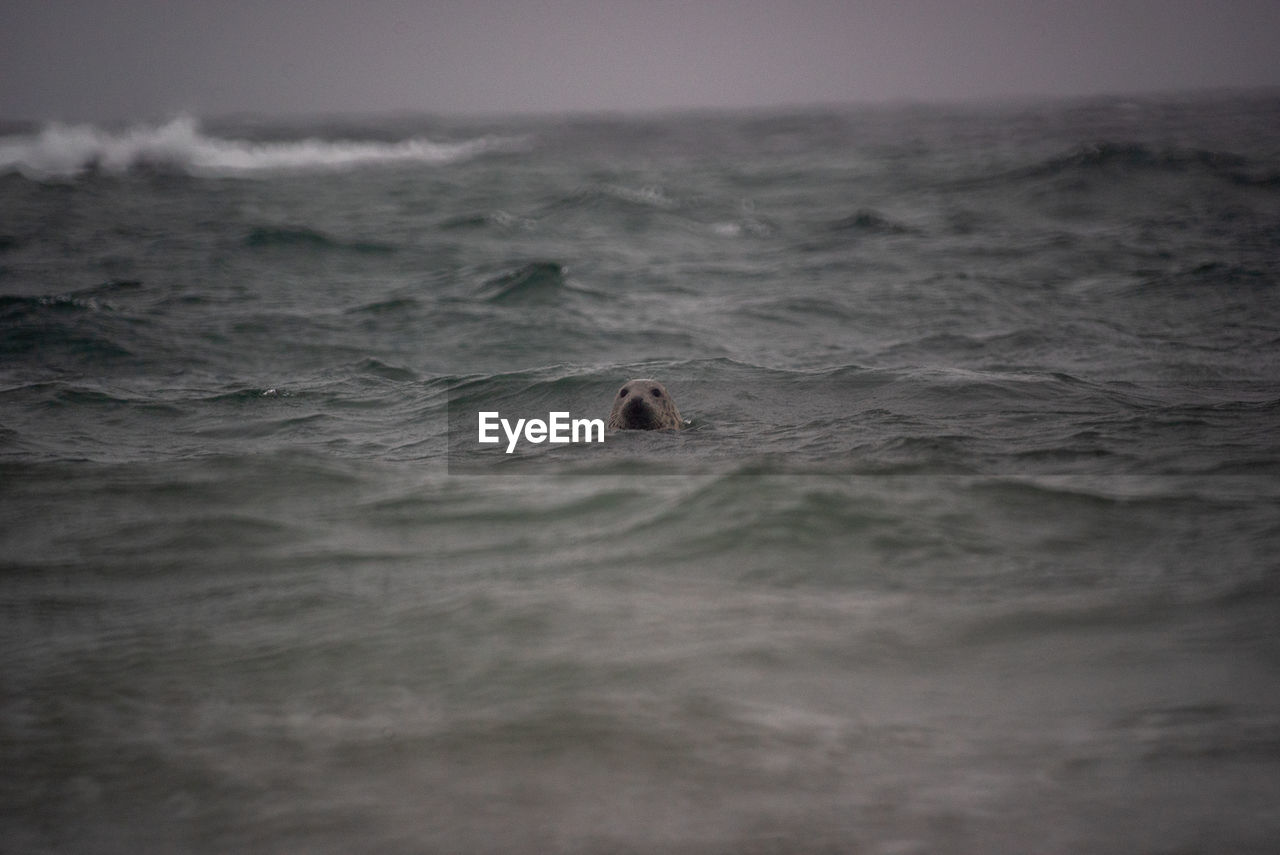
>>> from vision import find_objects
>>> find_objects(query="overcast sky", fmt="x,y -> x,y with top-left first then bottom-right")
3,0 -> 1278,121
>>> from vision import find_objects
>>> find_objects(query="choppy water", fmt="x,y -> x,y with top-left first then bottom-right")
3,93 -> 1280,853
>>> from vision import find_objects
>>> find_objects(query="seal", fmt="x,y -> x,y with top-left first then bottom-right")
607,378 -> 684,430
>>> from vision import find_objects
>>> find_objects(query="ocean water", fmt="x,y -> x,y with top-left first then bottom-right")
2,93 -> 1280,853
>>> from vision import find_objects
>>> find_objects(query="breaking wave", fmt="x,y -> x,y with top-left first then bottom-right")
0,115 -> 511,179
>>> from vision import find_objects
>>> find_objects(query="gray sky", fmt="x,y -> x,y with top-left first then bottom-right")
3,0 -> 1278,121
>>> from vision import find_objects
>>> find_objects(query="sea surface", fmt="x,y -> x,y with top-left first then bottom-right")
2,92 -> 1280,853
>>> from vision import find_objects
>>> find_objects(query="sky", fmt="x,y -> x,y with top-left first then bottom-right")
2,0 -> 1279,121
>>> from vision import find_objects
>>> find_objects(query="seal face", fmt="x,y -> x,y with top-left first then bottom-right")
607,378 -> 684,430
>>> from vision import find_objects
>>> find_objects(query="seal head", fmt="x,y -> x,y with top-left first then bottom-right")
607,378 -> 684,430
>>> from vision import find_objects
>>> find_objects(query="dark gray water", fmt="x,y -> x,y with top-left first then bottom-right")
3,93 -> 1280,853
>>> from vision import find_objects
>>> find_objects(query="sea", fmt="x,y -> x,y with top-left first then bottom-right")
2,91 -> 1279,854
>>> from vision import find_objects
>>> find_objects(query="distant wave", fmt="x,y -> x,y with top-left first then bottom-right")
243,225 -> 398,254
1014,141 -> 1277,186
1031,141 -> 1247,174
0,115 -> 511,179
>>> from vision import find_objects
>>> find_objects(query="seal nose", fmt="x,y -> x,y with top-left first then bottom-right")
622,395 -> 657,429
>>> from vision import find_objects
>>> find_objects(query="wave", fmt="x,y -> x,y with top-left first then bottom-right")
0,279 -> 143,318
243,225 -> 397,254
539,183 -> 681,217
0,115 -> 511,180
478,261 -> 568,303
826,208 -> 914,235
1033,142 -> 1238,172
1017,141 -> 1262,184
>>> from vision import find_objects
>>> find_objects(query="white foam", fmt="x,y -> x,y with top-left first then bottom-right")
0,115 -> 509,179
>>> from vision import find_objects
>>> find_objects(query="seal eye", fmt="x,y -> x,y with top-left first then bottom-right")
618,389 -> 628,398
651,388 -> 662,397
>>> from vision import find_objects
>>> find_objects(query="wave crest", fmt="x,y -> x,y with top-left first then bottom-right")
0,115 -> 510,179
1023,141 -> 1251,180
